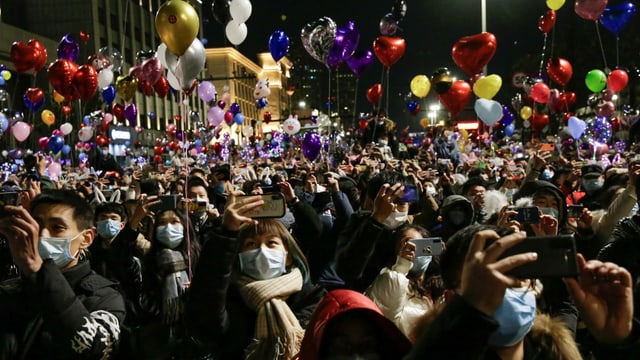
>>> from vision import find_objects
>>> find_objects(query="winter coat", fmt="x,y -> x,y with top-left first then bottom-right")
0,260 -> 125,359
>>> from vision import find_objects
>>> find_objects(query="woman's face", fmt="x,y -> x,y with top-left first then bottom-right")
396,228 -> 423,254
241,233 -> 287,254
156,210 -> 182,227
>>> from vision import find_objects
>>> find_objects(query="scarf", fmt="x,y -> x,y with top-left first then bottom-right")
236,267 -> 305,360
156,248 -> 189,324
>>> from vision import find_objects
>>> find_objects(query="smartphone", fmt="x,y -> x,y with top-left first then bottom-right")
259,185 -> 281,194
498,235 -> 580,278
509,206 -> 540,224
396,184 -> 419,204
567,205 -> 584,218
539,143 -> 555,152
410,237 -> 444,257
150,194 -> 179,214
237,193 -> 286,218
187,199 -> 208,212
0,192 -> 21,217
439,159 -> 451,165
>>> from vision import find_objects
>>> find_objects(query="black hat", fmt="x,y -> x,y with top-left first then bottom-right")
581,164 -> 603,178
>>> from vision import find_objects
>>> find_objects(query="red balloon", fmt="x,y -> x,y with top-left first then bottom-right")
96,135 -> 110,146
436,80 -> 472,117
25,87 -> 44,106
138,80 -> 155,96
174,115 -> 182,122
556,91 -> 576,112
61,105 -> 72,117
530,113 -> 549,131
366,83 -> 383,107
47,59 -> 79,98
263,111 -> 272,123
607,69 -> 628,93
372,36 -> 406,68
452,33 -> 497,76
530,82 -> 551,103
10,39 -> 47,73
154,76 -> 169,98
73,65 -> 98,101
213,142 -> 222,154
154,155 -> 162,164
168,141 -> 180,151
358,119 -> 368,131
38,136 -> 50,150
79,31 -> 91,42
538,10 -> 556,34
30,39 -> 48,72
112,103 -> 125,120
547,58 -> 573,87
224,111 -> 234,125
154,145 -> 165,156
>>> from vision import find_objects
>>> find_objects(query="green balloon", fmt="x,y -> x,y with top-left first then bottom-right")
585,69 -> 607,93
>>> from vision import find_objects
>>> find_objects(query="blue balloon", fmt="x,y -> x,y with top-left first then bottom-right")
600,2 -> 636,36
269,30 -> 290,62
505,123 -> 515,137
256,98 -> 268,109
0,78 -> 6,86
148,112 -> 156,120
102,85 -> 116,104
406,100 -> 419,114
124,141 -> 131,147
78,152 -> 88,162
48,135 -> 65,154
83,115 -> 91,125
201,37 -> 209,46
501,105 -> 515,125
0,113 -> 8,132
61,144 -> 71,155
234,112 -> 245,125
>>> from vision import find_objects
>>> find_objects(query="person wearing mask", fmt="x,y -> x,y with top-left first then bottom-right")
429,195 -> 474,242
406,225 -> 638,359
186,176 -> 220,245
461,176 -> 487,224
0,190 -> 125,358
294,289 -> 411,359
577,164 -> 605,210
335,171 -> 413,292
94,145 -> 124,176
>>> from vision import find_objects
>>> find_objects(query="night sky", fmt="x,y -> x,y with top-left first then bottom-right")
202,0 -> 634,130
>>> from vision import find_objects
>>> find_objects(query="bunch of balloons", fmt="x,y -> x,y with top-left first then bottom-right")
211,0 -> 252,45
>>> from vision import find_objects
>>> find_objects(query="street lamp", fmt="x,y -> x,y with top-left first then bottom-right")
428,104 -> 440,127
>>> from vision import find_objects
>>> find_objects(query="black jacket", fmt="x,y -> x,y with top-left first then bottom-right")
0,260 -> 125,359
186,226 -> 326,359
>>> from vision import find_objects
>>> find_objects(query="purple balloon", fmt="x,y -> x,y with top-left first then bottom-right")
8,148 -> 23,160
230,102 -> 241,115
57,33 -> 79,62
500,105 -> 515,126
327,21 -> 360,68
302,132 -> 322,162
346,49 -> 374,78
124,103 -> 138,125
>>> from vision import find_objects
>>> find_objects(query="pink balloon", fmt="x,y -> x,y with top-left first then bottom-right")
141,57 -> 163,85
38,136 -> 50,150
103,113 -> 113,124
47,162 -> 62,178
11,121 -> 31,142
51,129 -> 62,136
222,92 -> 231,104
575,0 -> 608,21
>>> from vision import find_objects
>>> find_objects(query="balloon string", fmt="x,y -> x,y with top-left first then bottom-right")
353,77 -> 359,129
385,68 -> 390,116
538,33 -> 548,77
327,67 -> 332,134
616,37 -> 620,67
550,20 -> 556,59
594,21 -> 609,70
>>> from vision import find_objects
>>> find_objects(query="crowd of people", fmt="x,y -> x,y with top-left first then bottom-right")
1,115 -> 640,359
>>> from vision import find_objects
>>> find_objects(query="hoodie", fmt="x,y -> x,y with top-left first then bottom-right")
514,180 -> 567,228
429,195 -> 474,242
295,289 -> 411,360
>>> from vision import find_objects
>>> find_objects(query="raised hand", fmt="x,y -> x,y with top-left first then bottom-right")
371,183 -> 404,224
222,192 -> 264,231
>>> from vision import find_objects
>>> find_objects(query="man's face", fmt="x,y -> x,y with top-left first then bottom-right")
533,193 -> 559,212
187,185 -> 209,203
96,212 -> 122,223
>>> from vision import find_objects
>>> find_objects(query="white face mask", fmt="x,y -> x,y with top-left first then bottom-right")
425,186 -> 437,196
238,246 -> 287,280
156,223 -> 184,249
39,232 -> 84,268
382,211 -> 408,230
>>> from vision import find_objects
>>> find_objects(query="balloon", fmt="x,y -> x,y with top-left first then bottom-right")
10,39 -> 48,73
23,87 -> 44,110
233,112 -> 245,125
608,69 -> 628,92
61,144 -> 71,155
432,68 -> 454,94
47,162 -> 62,178
38,136 -> 50,150
520,106 -> 533,120
596,101 -> 615,118
0,114 -> 7,132
538,10 -> 556,33
530,82 -> 551,103
406,100 -> 420,115
207,106 -> 225,127
269,30 -> 290,62
501,105 -> 515,125
585,69 -> 607,92
53,91 -> 65,103
575,0 -> 608,21
230,102 -> 241,114
165,38 -> 206,89
372,36 -> 406,68
549,91 -> 577,113
600,2 -> 636,36
139,57 -> 163,85
154,77 -> 169,98
475,99 -> 503,126
366,83 -> 382,107
229,0 -> 252,23
505,123 -> 515,136
530,113 -> 550,131
115,74 -> 138,101
452,33 -> 497,76
96,135 -> 110,147
436,80 -> 472,117
41,109 -> 55,126
410,75 -> 431,98
301,17 -> 337,66
155,0 -> 200,56
57,33 -> 79,62
282,116 -> 301,135
225,20 -> 248,46
212,0 -> 231,25
568,116 -> 587,139
547,58 -> 573,86
73,65 -> 98,101
472,74 -> 502,99
392,0 -> 408,22
60,122 -> 73,136
102,84 -> 116,104
11,121 -> 31,142
224,111 -> 234,125
97,68 -> 114,88
48,135 -> 65,153
124,103 -> 138,125
546,0 -> 566,10
47,59 -> 79,99
379,13 -> 399,36
346,49 -> 374,77
327,21 -> 360,68
253,79 -> 270,99
302,132 -> 321,161
198,81 -> 217,103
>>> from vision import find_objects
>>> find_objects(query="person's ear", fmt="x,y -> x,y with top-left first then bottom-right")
119,221 -> 125,231
79,228 -> 95,249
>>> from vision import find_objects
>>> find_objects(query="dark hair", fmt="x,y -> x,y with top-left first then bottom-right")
461,176 -> 487,196
30,189 -> 94,231
94,202 -> 128,223
211,164 -> 231,181
365,171 -> 408,201
140,179 -> 161,196
189,168 -> 206,178
186,176 -> 208,192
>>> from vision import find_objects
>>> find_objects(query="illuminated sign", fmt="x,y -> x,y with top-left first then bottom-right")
110,129 -> 131,141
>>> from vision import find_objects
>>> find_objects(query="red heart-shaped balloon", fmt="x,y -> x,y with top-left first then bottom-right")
112,103 -> 125,120
25,87 -> 44,106
538,10 -> 556,34
530,113 -> 550,131
263,112 -> 272,123
452,33 -> 497,76
358,119 -> 369,131
47,59 -> 79,99
138,80 -> 155,96
73,65 -> 98,101
153,77 -> 169,98
555,91 -> 576,112
29,39 -> 48,72
436,80 -> 472,117
366,83 -> 383,107
10,41 -> 37,73
79,31 -> 91,43
373,36 -> 406,68
547,58 -> 573,87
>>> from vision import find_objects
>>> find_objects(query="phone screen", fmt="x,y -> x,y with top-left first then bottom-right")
410,238 -> 444,257
397,184 -> 419,204
237,193 -> 286,218
150,195 -> 179,214
498,235 -> 579,278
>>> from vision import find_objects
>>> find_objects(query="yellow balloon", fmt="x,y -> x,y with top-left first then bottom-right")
155,0 -> 200,56
41,109 -> 55,126
419,118 -> 429,129
546,0 -> 565,10
410,75 -> 431,99
473,74 -> 502,99
520,106 -> 533,120
53,91 -> 65,103
2,71 -> 11,81
115,75 -> 138,102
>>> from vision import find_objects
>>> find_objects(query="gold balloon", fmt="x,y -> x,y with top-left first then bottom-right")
156,0 -> 200,56
53,91 -> 65,103
419,118 -> 429,129
473,74 -> 502,99
520,105 -> 533,120
41,109 -> 55,126
115,75 -> 138,102
410,75 -> 431,99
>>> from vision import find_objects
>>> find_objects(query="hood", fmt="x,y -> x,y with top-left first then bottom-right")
296,289 -> 411,360
441,195 -> 474,219
513,180 -> 567,227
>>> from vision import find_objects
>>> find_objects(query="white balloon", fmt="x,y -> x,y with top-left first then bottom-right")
225,20 -> 248,46
282,116 -> 301,135
78,126 -> 94,142
60,122 -> 73,136
230,0 -> 252,23
242,125 -> 254,137
157,43 -> 169,69
97,68 -> 114,89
